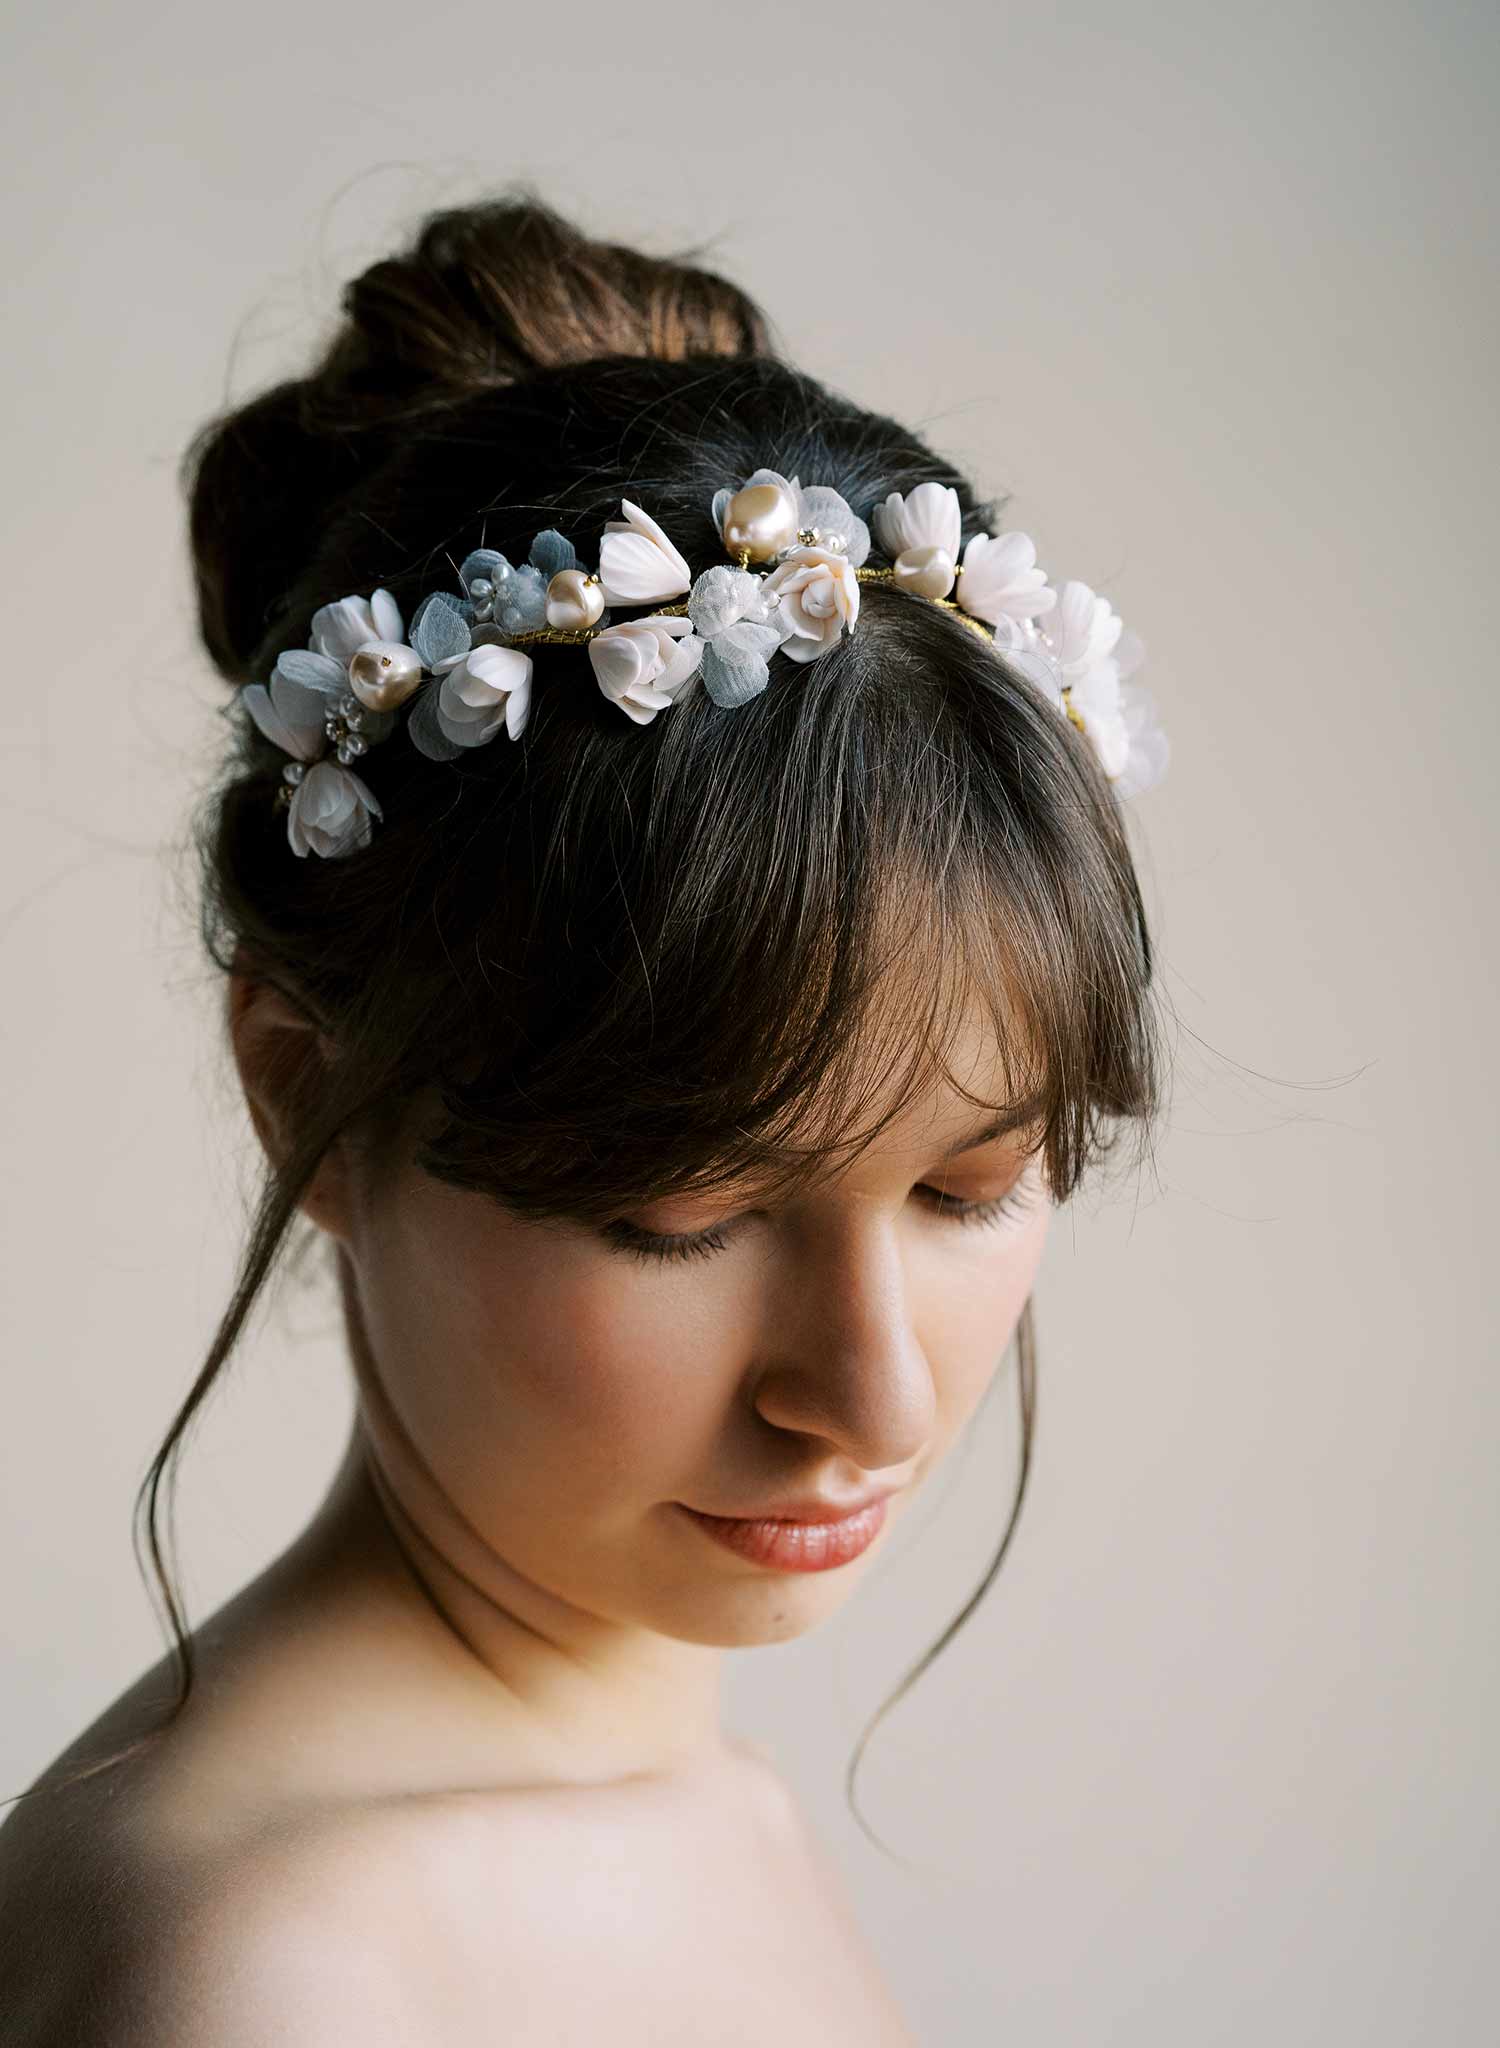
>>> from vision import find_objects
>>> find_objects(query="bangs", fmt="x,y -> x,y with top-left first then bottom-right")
407,586 -> 1160,1226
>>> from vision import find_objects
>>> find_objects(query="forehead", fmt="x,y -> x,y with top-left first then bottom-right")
734,964 -> 1045,1200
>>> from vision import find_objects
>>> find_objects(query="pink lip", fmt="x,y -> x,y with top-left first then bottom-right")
704,1484 -> 901,1525
677,1494 -> 894,1572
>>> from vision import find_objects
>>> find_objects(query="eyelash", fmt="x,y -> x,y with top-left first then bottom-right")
601,1179 -> 1042,1267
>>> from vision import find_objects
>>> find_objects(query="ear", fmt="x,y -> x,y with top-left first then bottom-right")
227,965 -> 355,1243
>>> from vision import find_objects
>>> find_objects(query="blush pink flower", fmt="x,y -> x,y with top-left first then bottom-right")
759,545 -> 860,663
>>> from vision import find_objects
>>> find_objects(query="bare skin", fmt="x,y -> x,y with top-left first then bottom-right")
0,1433 -> 919,2044
0,969 -> 1051,2042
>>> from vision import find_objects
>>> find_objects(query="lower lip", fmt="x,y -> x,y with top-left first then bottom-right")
677,1498 -> 890,1571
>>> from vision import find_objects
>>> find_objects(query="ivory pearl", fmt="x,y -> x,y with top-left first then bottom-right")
722,482 -> 800,563
893,545 -> 957,600
348,642 -> 424,712
545,568 -> 606,630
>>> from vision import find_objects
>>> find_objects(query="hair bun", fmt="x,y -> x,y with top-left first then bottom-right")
340,191 -> 776,401
182,192 -> 777,680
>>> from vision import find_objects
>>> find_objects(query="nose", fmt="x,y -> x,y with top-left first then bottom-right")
750,1204 -> 936,1471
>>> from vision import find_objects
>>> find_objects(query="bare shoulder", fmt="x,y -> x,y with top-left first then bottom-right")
2,1715 -> 873,2048
1,1765 -> 750,2047
0,1792 -> 459,2047
121,1774 -> 744,2046
165,1749 -> 808,2042
136,1803 -> 497,2046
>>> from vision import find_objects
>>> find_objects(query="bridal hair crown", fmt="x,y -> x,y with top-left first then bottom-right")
242,469 -> 1170,859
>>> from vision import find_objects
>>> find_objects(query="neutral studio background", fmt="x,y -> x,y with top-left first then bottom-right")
3,2 -> 1495,2041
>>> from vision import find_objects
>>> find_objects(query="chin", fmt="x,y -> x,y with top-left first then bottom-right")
662,1590 -> 858,1650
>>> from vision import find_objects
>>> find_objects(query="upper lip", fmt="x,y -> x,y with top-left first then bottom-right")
687,1484 -> 902,1525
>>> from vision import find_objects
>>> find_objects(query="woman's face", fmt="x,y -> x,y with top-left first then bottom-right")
331,995 -> 1053,1657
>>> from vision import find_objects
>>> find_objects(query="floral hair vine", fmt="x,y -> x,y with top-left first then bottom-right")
242,469 -> 1170,858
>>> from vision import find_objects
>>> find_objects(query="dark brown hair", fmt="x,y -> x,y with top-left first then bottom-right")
33,188 -> 1165,1847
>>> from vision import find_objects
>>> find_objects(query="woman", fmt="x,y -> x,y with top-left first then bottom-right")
0,192 -> 1168,2043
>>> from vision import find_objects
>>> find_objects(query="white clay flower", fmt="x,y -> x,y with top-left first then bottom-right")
872,482 -> 962,598
1038,578 -> 1127,683
953,531 -> 1057,634
243,669 -> 383,859
428,642 -> 533,745
758,545 -> 860,663
267,587 -> 420,717
245,601 -> 395,859
402,592 -> 531,759
990,576 -> 1164,794
283,759 -> 383,859
873,481 -> 962,560
589,614 -> 705,724
1065,660 -> 1130,779
243,670 -> 329,765
1028,580 -> 1144,785
596,501 -> 693,605
310,589 -> 402,661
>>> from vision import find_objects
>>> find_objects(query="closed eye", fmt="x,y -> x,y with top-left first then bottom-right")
601,1172 -> 1045,1267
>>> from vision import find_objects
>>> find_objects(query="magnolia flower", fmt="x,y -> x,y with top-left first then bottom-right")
872,482 -> 962,598
1038,578 -> 1127,683
991,581 -> 1165,795
403,591 -> 530,759
873,481 -> 961,560
426,643 -> 533,746
953,531 -> 1056,633
589,614 -> 704,724
245,600 -> 396,859
596,501 -> 693,606
1024,585 -> 1139,790
284,759 -> 383,859
244,668 -> 382,859
309,588 -> 405,666
243,670 -> 330,765
1065,659 -> 1131,779
686,565 -> 788,708
758,545 -> 860,663
267,588 -> 417,721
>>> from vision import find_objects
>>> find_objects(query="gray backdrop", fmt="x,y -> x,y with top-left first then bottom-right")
3,1 -> 1495,2040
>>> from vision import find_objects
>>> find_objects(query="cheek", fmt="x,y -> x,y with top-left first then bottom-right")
359,1189 -> 730,1481
923,1207 -> 1051,1417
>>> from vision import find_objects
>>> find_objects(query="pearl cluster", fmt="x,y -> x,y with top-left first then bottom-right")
715,477 -> 849,570
325,690 -> 371,764
466,565 -> 607,634
273,687 -> 370,810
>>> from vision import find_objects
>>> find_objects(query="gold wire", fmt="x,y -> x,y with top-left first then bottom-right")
501,565 -> 998,647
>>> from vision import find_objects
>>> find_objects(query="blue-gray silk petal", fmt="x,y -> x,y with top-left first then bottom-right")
459,549 -> 507,591
411,591 -> 473,670
527,529 -> 580,577
701,638 -> 771,709
406,683 -> 465,761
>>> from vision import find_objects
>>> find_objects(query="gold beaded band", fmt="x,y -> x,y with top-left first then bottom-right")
249,473 -> 1165,861
498,563 -> 997,648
